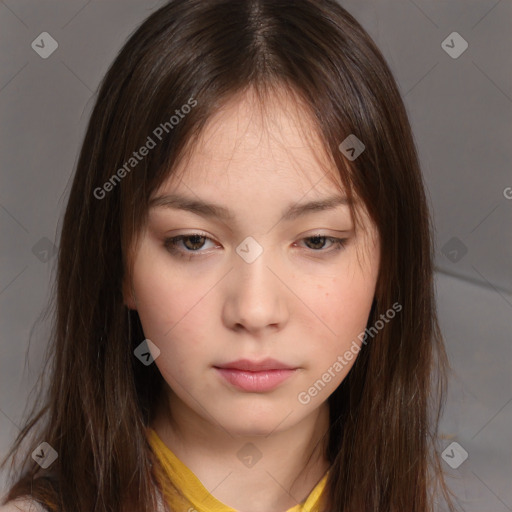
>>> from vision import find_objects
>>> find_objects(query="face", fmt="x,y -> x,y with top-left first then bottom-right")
124,88 -> 380,437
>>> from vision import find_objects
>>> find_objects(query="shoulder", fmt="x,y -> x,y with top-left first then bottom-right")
0,498 -> 47,512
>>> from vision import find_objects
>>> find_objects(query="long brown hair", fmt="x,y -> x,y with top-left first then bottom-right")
1,1 -> 459,510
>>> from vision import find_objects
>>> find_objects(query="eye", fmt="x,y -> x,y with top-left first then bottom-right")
164,232 -> 217,260
163,232 -> 348,261
296,234 -> 347,254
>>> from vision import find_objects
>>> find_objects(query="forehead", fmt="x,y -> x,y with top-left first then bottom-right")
160,87 -> 344,195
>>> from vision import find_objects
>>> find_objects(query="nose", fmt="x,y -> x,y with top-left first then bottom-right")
222,245 -> 288,335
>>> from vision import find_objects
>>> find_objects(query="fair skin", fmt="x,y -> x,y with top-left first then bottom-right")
124,88 -> 380,512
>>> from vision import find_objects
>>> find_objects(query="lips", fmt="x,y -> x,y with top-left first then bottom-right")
213,358 -> 299,392
213,358 -> 296,372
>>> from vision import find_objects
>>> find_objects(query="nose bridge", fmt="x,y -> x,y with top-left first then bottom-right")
228,235 -> 285,329
235,235 -> 276,295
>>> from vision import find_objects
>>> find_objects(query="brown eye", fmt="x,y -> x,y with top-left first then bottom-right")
304,235 -> 328,250
299,235 -> 347,253
178,234 -> 207,251
164,232 -> 216,259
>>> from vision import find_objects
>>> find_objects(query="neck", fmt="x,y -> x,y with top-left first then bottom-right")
151,383 -> 330,512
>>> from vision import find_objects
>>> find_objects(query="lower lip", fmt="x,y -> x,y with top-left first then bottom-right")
214,367 -> 297,392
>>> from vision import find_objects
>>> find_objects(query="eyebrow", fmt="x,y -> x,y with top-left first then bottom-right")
149,193 -> 351,222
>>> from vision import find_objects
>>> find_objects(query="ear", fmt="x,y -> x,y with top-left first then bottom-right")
122,278 -> 137,310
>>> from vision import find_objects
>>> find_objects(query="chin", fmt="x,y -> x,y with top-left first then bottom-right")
218,405 -> 297,437
227,421 -> 282,438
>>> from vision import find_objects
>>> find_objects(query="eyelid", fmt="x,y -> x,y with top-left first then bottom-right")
165,230 -> 218,249
163,230 -> 349,260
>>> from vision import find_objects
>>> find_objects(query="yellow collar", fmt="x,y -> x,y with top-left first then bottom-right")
146,427 -> 329,512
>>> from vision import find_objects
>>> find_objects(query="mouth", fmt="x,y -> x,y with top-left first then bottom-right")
213,358 -> 299,392
213,358 -> 297,372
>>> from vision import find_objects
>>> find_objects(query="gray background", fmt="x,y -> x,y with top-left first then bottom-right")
1,1 -> 511,510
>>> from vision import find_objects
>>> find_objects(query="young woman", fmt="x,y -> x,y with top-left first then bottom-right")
1,0 -> 458,510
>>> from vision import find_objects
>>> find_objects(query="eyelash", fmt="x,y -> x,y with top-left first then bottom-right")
163,232 -> 347,261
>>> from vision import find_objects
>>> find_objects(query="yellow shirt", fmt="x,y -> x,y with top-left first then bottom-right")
146,427 -> 329,512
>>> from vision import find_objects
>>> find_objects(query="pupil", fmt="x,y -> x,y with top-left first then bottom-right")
186,235 -> 204,250
309,236 -> 325,249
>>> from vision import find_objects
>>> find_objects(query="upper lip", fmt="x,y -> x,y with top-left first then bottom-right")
214,358 -> 297,371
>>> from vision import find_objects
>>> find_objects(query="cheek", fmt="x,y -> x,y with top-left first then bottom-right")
131,252 -> 216,372
133,273 -> 206,383
131,248 -> 201,336
312,271 -> 375,329
299,267 -> 377,367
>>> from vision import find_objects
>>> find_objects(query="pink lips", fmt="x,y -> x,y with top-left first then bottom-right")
214,358 -> 298,392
